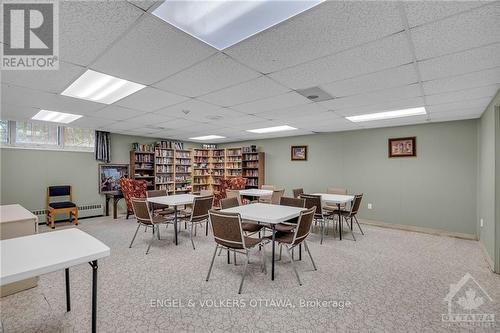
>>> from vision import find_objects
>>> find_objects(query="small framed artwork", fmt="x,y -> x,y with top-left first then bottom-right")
388,137 -> 416,158
291,145 -> 308,161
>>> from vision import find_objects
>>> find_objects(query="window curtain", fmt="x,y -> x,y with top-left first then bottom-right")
95,131 -> 110,163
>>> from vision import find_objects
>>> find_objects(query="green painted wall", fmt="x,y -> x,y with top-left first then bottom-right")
477,91 -> 500,272
223,119 -> 478,235
0,133 -> 199,214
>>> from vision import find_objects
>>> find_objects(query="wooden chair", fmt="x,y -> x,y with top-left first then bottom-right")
46,185 -> 78,229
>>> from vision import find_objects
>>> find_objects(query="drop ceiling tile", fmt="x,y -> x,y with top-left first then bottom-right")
70,116 -> 116,129
198,76 -> 289,107
320,84 -> 422,111
1,84 -> 104,116
411,2 -> 500,60
92,15 -> 216,85
320,64 -> 419,98
0,104 -> 40,121
60,1 -> 142,66
423,67 -> 500,95
404,1 -> 491,28
335,96 -> 426,117
256,103 -> 329,121
427,97 -> 493,114
1,62 -> 85,94
154,53 -> 261,97
105,121 -> 141,131
127,0 -> 160,11
124,113 -> 175,126
155,99 -> 220,118
297,118 -> 361,132
116,87 -> 188,112
252,129 -> 314,139
224,118 -> 284,131
430,109 -> 484,121
425,84 -> 499,105
156,118 -> 203,129
418,43 -> 500,81
269,33 -> 413,90
92,105 -> 145,121
225,1 -> 403,73
232,91 -> 311,114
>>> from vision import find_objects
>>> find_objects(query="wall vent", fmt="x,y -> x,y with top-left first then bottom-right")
32,204 -> 103,223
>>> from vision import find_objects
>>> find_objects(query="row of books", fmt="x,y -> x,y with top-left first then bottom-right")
132,143 -> 154,152
156,140 -> 184,150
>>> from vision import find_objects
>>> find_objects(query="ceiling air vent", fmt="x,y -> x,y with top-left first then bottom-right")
296,87 -> 334,102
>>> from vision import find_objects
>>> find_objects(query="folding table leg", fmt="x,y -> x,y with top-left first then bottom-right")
65,268 -> 70,312
89,260 -> 98,333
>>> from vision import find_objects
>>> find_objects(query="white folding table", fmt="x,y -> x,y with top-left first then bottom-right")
0,228 -> 110,333
220,203 -> 305,280
146,194 -> 197,245
239,189 -> 273,202
312,193 -> 354,240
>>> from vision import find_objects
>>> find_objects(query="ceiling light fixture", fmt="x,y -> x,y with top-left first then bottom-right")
153,0 -> 323,50
32,110 -> 82,124
345,107 -> 427,122
189,135 -> 226,140
246,125 -> 297,134
61,69 -> 146,104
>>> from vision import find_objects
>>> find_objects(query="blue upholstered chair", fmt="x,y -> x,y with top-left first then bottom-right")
46,185 -> 78,229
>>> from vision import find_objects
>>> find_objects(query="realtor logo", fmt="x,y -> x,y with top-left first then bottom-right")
442,273 -> 495,328
1,0 -> 59,70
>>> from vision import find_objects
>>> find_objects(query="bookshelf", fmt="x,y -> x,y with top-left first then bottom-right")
154,142 -> 174,193
192,148 -> 211,194
225,147 -> 242,177
174,149 -> 192,193
130,143 -> 155,189
211,148 -> 226,194
242,150 -> 265,188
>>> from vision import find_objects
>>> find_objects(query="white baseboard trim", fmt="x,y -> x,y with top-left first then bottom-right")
478,240 -> 495,272
358,218 -> 478,241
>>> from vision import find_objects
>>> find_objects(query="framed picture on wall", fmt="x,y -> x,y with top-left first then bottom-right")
388,137 -> 416,158
291,145 -> 308,161
99,164 -> 129,193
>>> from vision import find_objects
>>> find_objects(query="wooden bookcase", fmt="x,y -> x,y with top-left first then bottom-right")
154,144 -> 175,193
130,147 -> 155,189
211,148 -> 226,195
174,149 -> 192,193
225,147 -> 243,178
192,148 -> 211,194
242,151 -> 265,188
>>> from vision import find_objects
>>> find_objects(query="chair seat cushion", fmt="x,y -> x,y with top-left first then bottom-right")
241,222 -> 263,232
243,236 -> 263,248
49,201 -> 76,209
265,231 -> 294,244
275,223 -> 296,232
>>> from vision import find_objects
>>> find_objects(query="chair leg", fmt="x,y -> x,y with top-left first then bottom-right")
205,220 -> 209,236
261,245 -> 267,274
190,222 -> 196,250
129,223 -> 141,248
320,220 -> 324,245
285,246 -> 302,286
354,216 -> 364,235
146,225 -> 156,254
234,250 -> 237,266
74,209 -> 78,225
51,213 -> 55,229
238,252 -> 250,294
206,245 -> 218,281
344,217 -> 356,241
304,241 -> 317,271
157,225 -> 161,240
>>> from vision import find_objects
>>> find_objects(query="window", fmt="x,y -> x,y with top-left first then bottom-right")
63,127 -> 95,150
0,120 -> 8,144
15,121 -> 59,146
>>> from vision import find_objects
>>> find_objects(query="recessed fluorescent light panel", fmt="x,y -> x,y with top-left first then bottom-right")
247,125 -> 297,134
32,110 -> 82,124
189,135 -> 226,140
61,70 -> 146,104
345,107 -> 427,123
153,0 -> 324,50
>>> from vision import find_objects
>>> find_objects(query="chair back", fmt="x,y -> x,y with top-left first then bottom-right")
191,195 -> 213,222
349,194 -> 363,216
146,190 -> 167,198
209,210 -> 245,249
221,197 -> 239,209
226,189 -> 242,205
261,185 -> 274,191
280,196 -> 305,208
300,194 -> 323,217
327,187 -> 347,195
47,185 -> 72,207
292,207 -> 316,245
131,198 -> 152,224
270,189 -> 285,204
199,189 -> 213,196
292,188 -> 304,198
120,178 -> 147,213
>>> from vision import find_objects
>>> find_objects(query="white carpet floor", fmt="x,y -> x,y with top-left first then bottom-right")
1,215 -> 499,332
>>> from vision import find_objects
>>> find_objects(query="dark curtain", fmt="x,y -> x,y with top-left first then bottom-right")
95,131 -> 111,163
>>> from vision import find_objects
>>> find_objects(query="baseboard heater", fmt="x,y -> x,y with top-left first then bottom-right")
32,204 -> 103,224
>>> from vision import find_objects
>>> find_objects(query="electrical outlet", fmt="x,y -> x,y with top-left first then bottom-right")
367,203 -> 373,210
480,218 -> 484,227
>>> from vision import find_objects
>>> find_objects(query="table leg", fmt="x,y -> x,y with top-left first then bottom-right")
299,244 -> 302,261
105,197 -> 110,217
174,206 -> 178,245
89,260 -> 98,333
271,224 -> 276,281
113,198 -> 119,220
338,203 -> 342,240
65,268 -> 70,312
